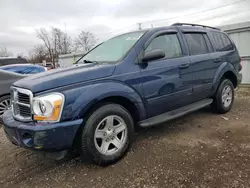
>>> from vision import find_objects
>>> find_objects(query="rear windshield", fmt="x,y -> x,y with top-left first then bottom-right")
78,31 -> 146,63
0,66 -> 45,74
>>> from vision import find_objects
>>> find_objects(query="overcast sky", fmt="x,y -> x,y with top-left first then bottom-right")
0,0 -> 249,56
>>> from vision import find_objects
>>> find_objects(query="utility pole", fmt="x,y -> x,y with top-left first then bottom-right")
64,22 -> 67,54
138,23 -> 142,30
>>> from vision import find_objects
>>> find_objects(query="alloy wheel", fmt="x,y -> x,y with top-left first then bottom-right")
94,115 -> 128,156
0,99 -> 11,117
221,85 -> 233,108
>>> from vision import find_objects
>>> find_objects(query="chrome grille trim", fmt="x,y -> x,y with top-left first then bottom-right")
11,87 -> 33,122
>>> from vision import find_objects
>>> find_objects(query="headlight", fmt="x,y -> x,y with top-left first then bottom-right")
32,93 -> 64,122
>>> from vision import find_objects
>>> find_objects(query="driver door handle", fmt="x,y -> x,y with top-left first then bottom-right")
214,58 -> 221,63
179,63 -> 190,69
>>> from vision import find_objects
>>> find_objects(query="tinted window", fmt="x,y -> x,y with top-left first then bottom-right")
210,32 -> 234,51
203,34 -> 213,52
46,64 -> 53,68
145,34 -> 182,59
184,33 -> 209,55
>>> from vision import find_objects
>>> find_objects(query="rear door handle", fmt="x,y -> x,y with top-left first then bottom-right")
179,63 -> 190,69
214,58 -> 221,63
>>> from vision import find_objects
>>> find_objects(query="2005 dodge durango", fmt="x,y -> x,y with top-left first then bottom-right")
2,23 -> 242,165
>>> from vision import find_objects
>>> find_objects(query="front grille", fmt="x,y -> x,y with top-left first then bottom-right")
17,105 -> 31,117
11,87 -> 33,122
18,93 -> 30,104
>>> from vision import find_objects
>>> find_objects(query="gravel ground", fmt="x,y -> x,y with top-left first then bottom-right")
1,88 -> 250,188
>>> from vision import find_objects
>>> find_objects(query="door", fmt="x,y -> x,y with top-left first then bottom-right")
140,32 -> 193,118
182,32 -> 216,101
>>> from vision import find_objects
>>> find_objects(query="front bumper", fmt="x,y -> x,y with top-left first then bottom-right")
2,110 -> 83,152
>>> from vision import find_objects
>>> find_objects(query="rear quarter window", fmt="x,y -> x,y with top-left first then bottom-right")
210,31 -> 234,51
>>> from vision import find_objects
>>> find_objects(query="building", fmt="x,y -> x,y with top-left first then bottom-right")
220,21 -> 250,84
0,57 -> 29,66
58,52 -> 85,68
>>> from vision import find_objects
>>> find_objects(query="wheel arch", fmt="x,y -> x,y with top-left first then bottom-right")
212,62 -> 238,94
221,71 -> 237,88
71,95 -> 143,152
0,93 -> 10,99
79,95 -> 143,124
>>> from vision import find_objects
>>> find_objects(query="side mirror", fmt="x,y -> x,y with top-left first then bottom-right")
142,49 -> 165,62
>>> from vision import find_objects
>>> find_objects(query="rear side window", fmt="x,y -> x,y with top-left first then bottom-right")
184,33 -> 209,55
210,32 -> 234,51
145,34 -> 182,59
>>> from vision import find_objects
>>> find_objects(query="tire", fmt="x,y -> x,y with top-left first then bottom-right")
0,95 -> 11,123
80,103 -> 134,166
212,79 -> 234,114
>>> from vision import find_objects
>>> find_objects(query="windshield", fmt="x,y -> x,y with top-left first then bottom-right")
78,31 -> 146,63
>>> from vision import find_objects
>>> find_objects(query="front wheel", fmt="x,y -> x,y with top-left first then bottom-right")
212,79 -> 234,114
0,95 -> 11,123
80,103 -> 134,165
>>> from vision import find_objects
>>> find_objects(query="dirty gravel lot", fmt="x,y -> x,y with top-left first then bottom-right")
1,88 -> 250,188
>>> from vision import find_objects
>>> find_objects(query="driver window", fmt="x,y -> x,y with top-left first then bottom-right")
145,34 -> 182,59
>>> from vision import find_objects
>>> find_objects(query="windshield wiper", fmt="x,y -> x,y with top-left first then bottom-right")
83,60 -> 98,64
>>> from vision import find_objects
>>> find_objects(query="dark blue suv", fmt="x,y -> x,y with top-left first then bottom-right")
2,23 -> 242,165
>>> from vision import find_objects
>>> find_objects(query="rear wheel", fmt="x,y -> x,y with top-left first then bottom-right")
212,79 -> 234,114
80,103 -> 134,165
0,95 -> 11,122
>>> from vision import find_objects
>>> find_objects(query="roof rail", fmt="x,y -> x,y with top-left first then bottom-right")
172,23 -> 220,31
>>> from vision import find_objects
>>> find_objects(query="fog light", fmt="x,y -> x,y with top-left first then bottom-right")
22,132 -> 33,147
34,131 -> 47,147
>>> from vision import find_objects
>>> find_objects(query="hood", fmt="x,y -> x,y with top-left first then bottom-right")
13,63 -> 116,93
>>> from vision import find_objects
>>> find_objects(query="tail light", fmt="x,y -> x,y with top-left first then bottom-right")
239,58 -> 243,71
239,57 -> 243,71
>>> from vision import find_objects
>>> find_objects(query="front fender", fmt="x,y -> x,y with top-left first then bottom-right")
212,62 -> 237,93
61,81 -> 146,121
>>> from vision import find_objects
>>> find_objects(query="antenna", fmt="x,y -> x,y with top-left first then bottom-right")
138,23 -> 142,30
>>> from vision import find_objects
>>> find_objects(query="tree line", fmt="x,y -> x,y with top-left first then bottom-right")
1,27 -> 97,67
0,46 -> 13,57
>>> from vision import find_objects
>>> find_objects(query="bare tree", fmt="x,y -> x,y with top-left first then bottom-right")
28,44 -> 48,64
51,27 -> 72,56
36,28 -> 54,65
36,27 -> 72,67
74,31 -> 97,52
0,46 -> 13,57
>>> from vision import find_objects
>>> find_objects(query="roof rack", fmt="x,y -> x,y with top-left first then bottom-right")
172,23 -> 220,31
